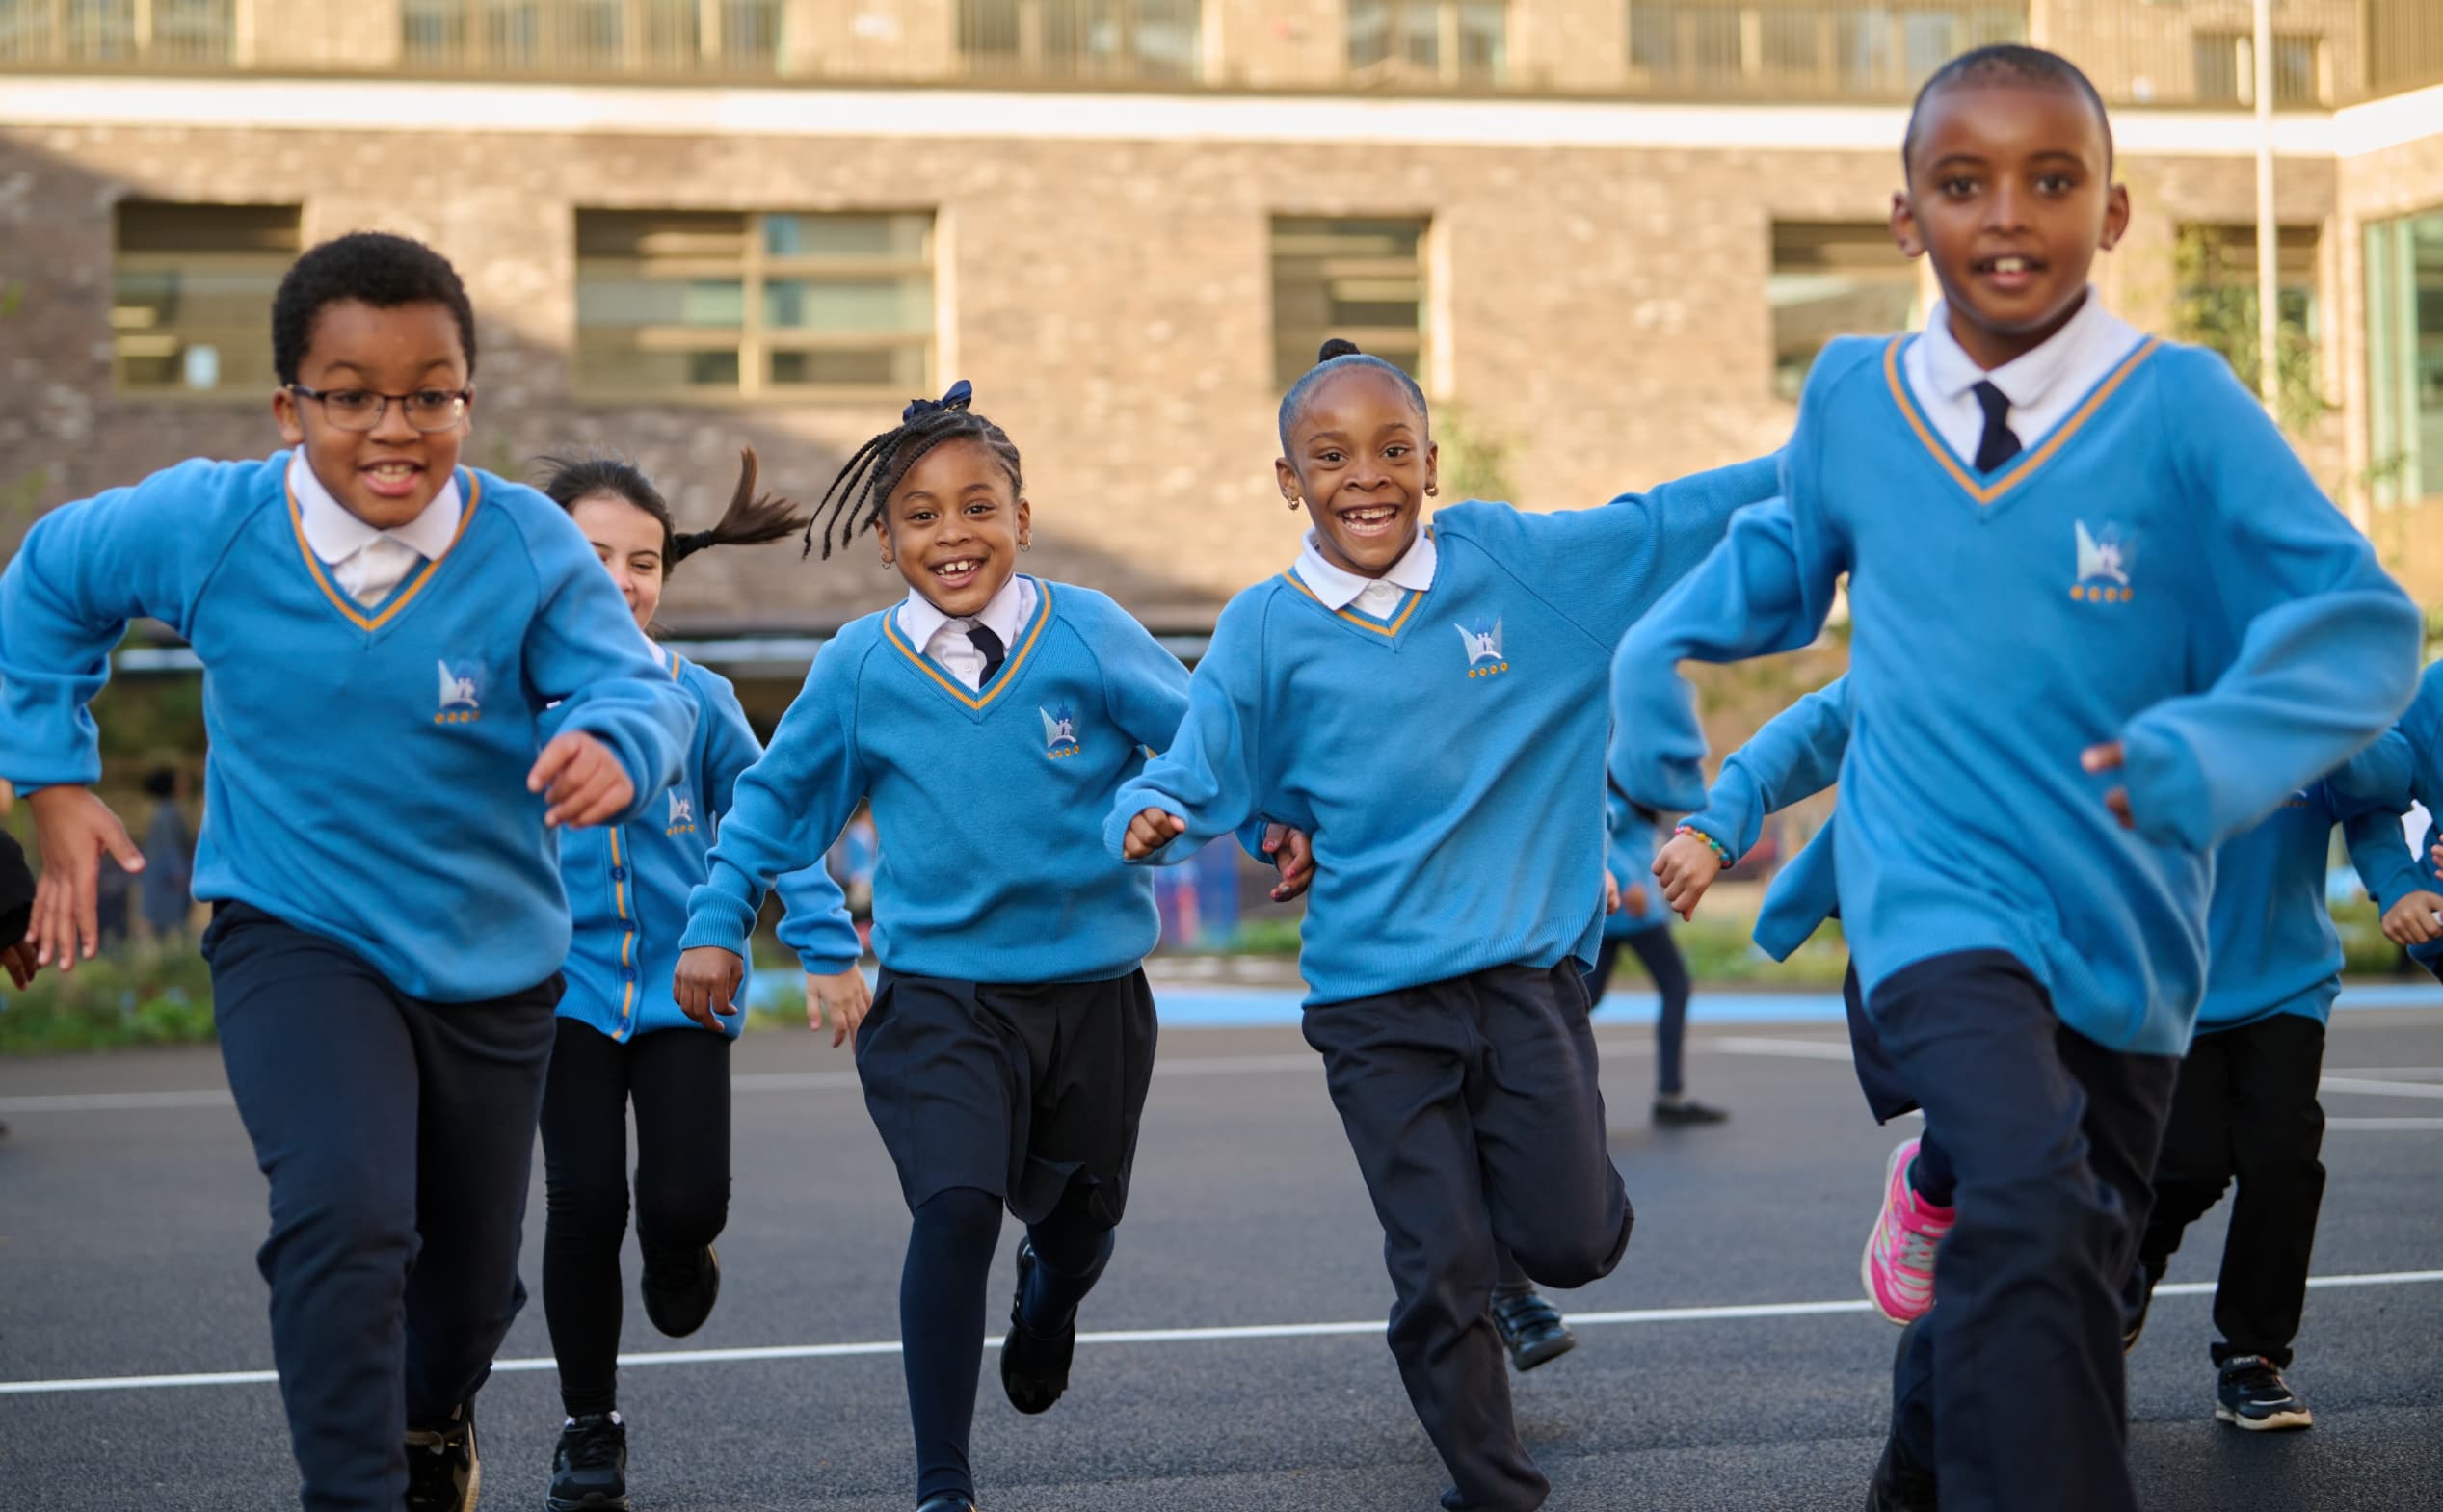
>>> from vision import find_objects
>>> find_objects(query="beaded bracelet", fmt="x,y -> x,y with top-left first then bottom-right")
1675,824 -> 1734,867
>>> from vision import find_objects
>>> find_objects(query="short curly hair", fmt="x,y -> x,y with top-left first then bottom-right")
270,232 -> 478,386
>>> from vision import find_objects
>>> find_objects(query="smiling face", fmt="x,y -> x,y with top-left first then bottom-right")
271,298 -> 471,530
1892,79 -> 2129,369
1275,365 -> 1439,578
879,437 -> 1030,617
570,491 -> 665,632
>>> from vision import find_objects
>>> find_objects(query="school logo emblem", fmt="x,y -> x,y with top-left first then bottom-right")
1041,703 -> 1083,759
2071,521 -> 2134,603
667,791 -> 698,836
435,659 -> 484,724
1456,617 -> 1510,679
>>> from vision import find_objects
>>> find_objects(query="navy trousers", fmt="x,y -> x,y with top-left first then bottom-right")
2138,1013 -> 2327,1367
1303,963 -> 1633,1512
204,903 -> 559,1512
1872,949 -> 2176,1512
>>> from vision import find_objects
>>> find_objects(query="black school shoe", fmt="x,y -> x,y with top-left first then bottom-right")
2216,1355 -> 2315,1431
547,1413 -> 630,1511
1653,1094 -> 1731,1126
1001,1239 -> 1076,1415
404,1401 -> 481,1512
917,1496 -> 980,1512
1488,1289 -> 1577,1371
640,1242 -> 721,1339
1863,1429 -> 1937,1512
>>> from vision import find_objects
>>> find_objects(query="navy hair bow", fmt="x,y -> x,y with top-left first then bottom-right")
903,379 -> 973,423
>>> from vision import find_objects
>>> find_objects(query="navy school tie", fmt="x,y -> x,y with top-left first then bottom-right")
1971,380 -> 2023,474
967,622 -> 1006,685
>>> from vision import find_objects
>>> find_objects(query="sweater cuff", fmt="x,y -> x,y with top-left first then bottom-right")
2118,720 -> 2216,852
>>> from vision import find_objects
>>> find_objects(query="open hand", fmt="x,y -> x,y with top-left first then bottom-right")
528,732 -> 634,829
27,786 -> 145,972
805,966 -> 873,1048
1262,823 -> 1316,901
674,945 -> 746,1031
1123,809 -> 1187,862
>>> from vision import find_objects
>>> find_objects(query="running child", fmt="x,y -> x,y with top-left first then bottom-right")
1112,338 -> 1780,1512
1607,46 -> 2417,1512
532,449 -> 867,1512
0,232 -> 696,1512
672,383 -> 1302,1512
2125,753 -> 2403,1434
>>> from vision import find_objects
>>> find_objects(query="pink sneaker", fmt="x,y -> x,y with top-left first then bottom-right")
1862,1137 -> 1954,1325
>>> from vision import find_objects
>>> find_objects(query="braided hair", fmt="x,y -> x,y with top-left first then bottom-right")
536,446 -> 810,571
806,379 -> 1025,560
1277,337 -> 1430,450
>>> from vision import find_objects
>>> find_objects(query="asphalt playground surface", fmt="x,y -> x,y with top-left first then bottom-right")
3,993 -> 2439,1511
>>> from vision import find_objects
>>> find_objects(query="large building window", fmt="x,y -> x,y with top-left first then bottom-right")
1768,221 -> 1919,401
112,201 -> 300,396
402,0 -> 783,75
2367,212 -> 2443,509
1627,2 -> 2021,98
1271,217 -> 1428,390
1348,0 -> 1504,89
956,0 -> 1200,82
575,210 -> 935,400
2192,31 -> 2324,108
0,0 -> 233,64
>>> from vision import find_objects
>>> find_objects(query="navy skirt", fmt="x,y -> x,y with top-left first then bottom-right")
854,968 -> 1158,1227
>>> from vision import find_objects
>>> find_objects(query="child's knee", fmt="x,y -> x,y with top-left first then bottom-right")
1509,1204 -> 1632,1290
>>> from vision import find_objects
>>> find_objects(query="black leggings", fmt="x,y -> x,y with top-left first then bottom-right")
1585,928 -> 1695,1095
539,1019 -> 732,1419
902,1183 -> 1113,1504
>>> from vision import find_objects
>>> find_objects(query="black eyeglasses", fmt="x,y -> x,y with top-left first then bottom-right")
286,384 -> 472,434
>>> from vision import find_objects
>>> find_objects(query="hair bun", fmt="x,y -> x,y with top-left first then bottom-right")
1317,337 -> 1363,363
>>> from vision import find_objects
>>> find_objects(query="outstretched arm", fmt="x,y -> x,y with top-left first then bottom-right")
1607,498 -> 1842,816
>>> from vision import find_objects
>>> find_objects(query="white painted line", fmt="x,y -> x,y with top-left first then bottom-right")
2320,1076 -> 2443,1101
0,1052 -> 1336,1115
2326,1117 -> 2443,1130
0,1089 -> 235,1113
1709,1036 -> 1857,1062
6,1270 -> 2433,1398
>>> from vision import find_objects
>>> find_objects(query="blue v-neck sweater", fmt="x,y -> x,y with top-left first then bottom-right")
554,650 -> 857,1042
0,452 -> 695,1001
1610,335 -> 2418,1053
1109,455 -> 1782,1005
683,578 -> 1189,984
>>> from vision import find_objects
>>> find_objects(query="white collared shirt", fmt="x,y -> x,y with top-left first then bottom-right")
896,572 -> 1036,691
288,451 -> 464,609
1904,289 -> 2146,470
1293,527 -> 1438,619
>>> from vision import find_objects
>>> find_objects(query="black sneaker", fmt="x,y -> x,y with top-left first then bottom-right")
2216,1354 -> 2314,1431
1488,1288 -> 1577,1371
1001,1238 -> 1075,1415
640,1242 -> 721,1339
1863,1429 -> 1937,1512
1653,1095 -> 1731,1126
547,1413 -> 630,1511
403,1402 -> 480,1512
